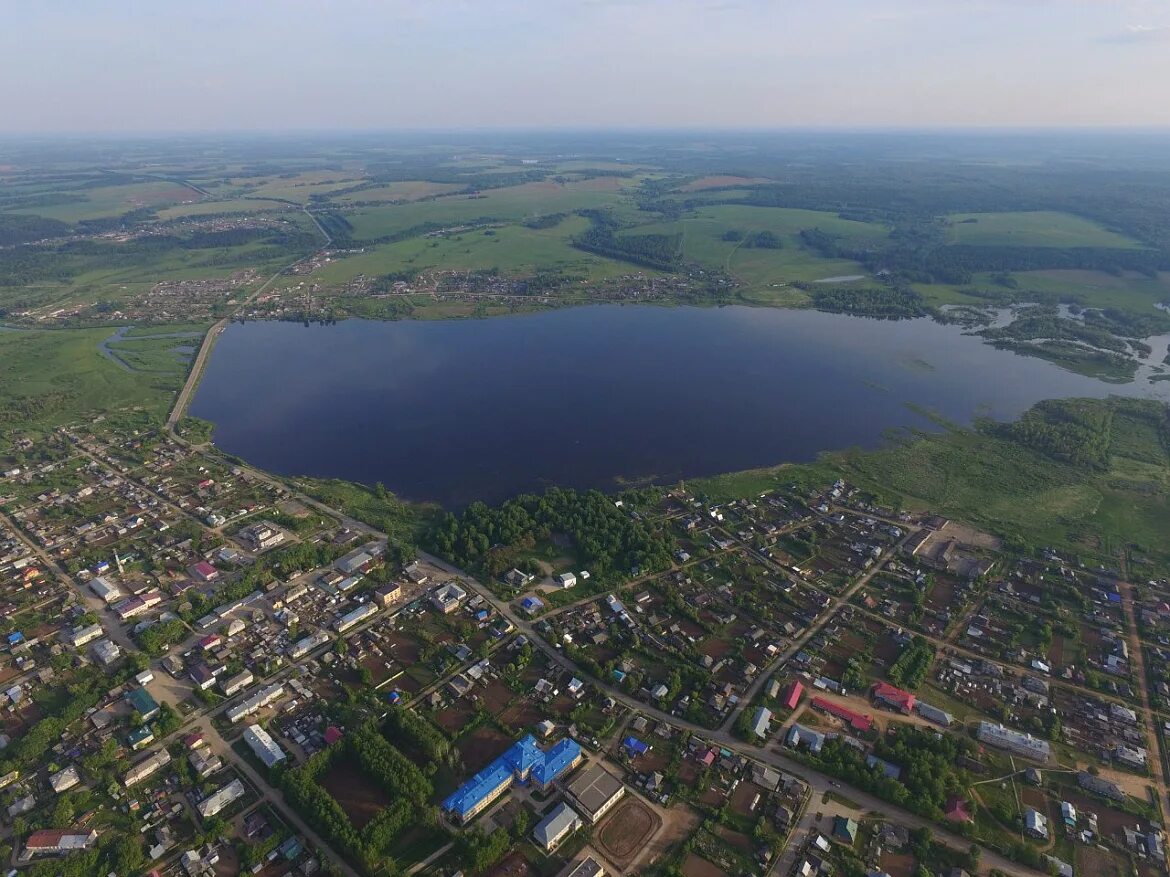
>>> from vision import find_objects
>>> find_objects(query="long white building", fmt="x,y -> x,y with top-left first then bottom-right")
977,721 -> 1051,762
226,683 -> 284,724
197,778 -> 245,818
124,749 -> 172,787
288,629 -> 331,659
334,602 -> 378,633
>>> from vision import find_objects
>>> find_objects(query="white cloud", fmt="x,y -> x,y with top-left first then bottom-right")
1103,22 -> 1170,40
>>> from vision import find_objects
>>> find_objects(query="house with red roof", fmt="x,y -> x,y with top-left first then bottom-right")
188,561 -> 220,583
872,682 -> 916,715
945,795 -> 973,823
781,680 -> 804,711
810,696 -> 873,733
324,726 -> 343,746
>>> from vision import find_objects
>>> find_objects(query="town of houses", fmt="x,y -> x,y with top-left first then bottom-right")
1,420 -> 1170,877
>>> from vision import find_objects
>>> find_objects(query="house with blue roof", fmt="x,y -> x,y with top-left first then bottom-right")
623,736 -> 650,757
442,734 -> 582,824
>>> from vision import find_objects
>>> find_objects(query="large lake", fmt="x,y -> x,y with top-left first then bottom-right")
190,306 -> 1170,507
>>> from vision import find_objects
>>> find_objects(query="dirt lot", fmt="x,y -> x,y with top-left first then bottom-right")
480,680 -> 516,715
456,726 -> 514,774
498,698 -> 544,731
319,757 -> 391,831
434,701 -> 477,734
595,796 -> 663,868
878,850 -> 916,877
484,850 -> 534,877
924,575 -> 958,612
1076,843 -> 1127,877
729,781 -> 767,818
1057,788 -> 1144,841
681,853 -> 731,877
383,631 -> 422,664
1020,786 -> 1048,811
714,826 -> 753,854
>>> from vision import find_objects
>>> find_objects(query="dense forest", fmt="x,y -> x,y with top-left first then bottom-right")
425,487 -> 675,580
573,208 -> 682,270
994,397 -> 1170,471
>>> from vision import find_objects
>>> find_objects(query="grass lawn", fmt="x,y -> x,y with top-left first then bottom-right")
945,211 -> 1142,249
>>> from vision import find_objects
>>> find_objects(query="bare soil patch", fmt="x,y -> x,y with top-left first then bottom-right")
434,701 -> 476,734
714,826 -> 753,854
1076,843 -> 1127,877
498,698 -> 544,731
681,853 -> 731,877
319,757 -> 391,831
595,796 -> 662,867
729,781 -> 766,818
484,850 -> 534,877
457,726 -> 514,774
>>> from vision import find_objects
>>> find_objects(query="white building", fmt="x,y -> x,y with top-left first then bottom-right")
243,724 -> 286,768
91,638 -> 122,667
555,572 -> 577,589
220,669 -> 254,698
430,581 -> 467,614
66,623 -> 103,648
976,721 -> 1051,762
48,766 -> 80,794
124,749 -> 172,787
288,629 -> 331,659
226,683 -> 285,724
197,778 -> 245,818
23,829 -> 98,858
750,706 -> 773,739
89,576 -> 124,604
334,602 -> 378,633
532,802 -> 581,852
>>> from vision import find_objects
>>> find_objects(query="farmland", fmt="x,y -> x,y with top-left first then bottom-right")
946,211 -> 1142,249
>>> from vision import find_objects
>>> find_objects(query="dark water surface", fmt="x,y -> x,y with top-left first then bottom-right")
190,306 -> 1168,506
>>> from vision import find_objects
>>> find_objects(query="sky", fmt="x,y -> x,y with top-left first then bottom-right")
2,0 -> 1169,132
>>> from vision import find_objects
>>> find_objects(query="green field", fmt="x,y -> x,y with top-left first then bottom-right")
345,182 -> 626,241
0,328 -> 182,433
334,181 -> 467,203
277,214 -> 639,290
946,211 -> 1141,249
631,204 -> 889,294
7,181 -> 200,222
155,198 -> 295,219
